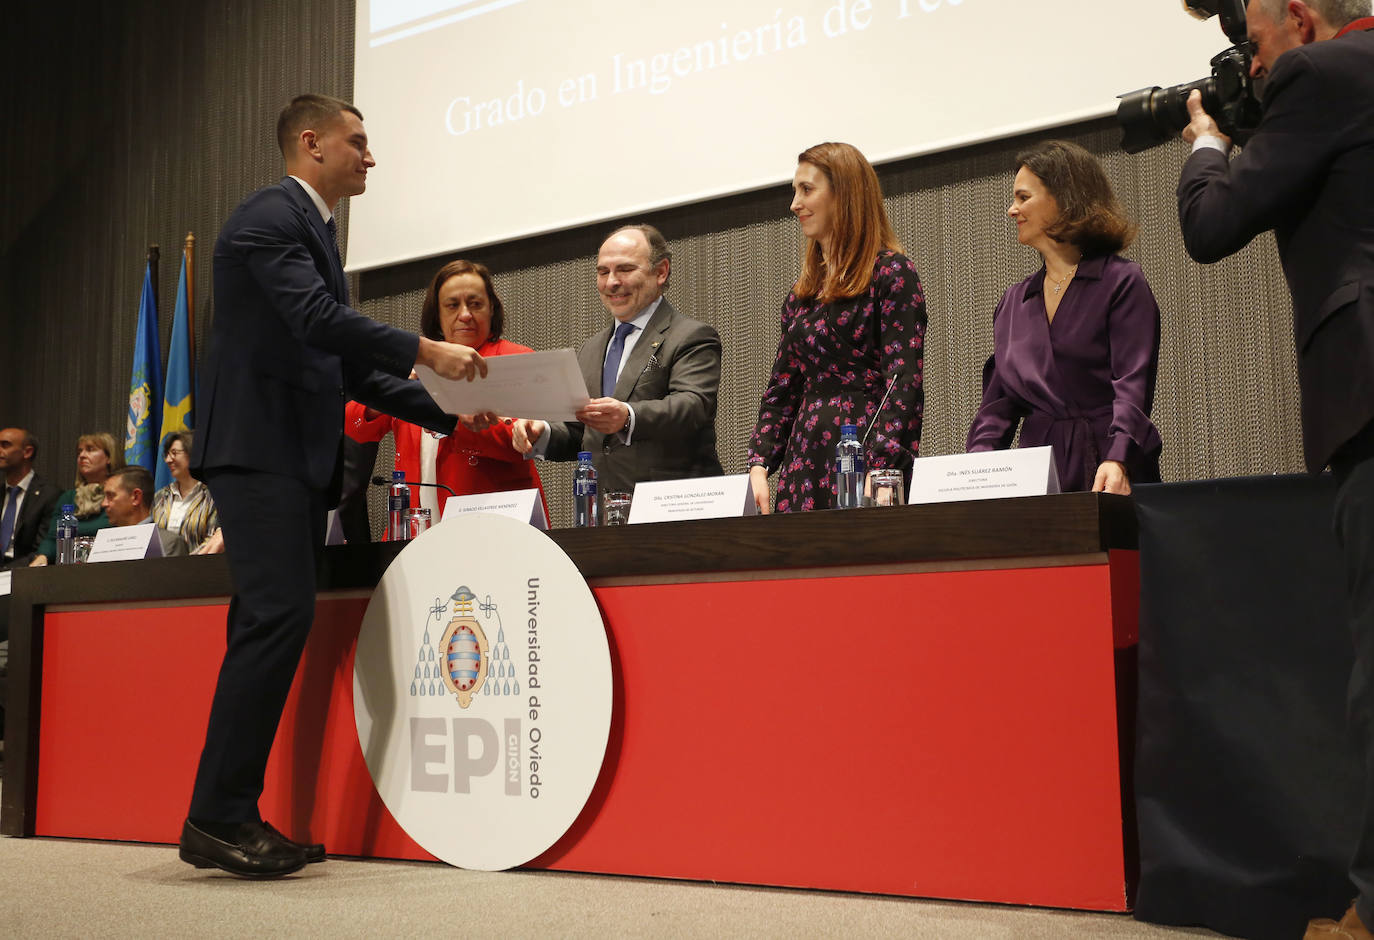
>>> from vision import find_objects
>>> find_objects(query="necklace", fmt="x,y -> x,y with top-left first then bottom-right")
1046,264 -> 1078,296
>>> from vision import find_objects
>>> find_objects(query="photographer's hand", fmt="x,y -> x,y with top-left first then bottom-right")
1183,90 -> 1232,150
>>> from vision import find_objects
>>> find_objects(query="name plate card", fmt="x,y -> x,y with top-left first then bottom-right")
88,523 -> 164,563
440,488 -> 548,530
908,446 -> 1061,504
627,474 -> 757,524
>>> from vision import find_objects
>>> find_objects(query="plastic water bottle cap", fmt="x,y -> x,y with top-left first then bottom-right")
577,451 -> 593,461
841,424 -> 858,436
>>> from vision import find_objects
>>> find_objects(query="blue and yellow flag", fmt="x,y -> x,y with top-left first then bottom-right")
125,263 -> 164,473
156,255 -> 194,490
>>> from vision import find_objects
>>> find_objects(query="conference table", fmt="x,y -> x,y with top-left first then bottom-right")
3,493 -> 1140,911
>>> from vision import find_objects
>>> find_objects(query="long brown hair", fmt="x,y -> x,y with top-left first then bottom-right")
1015,140 -> 1135,256
418,259 -> 505,344
793,142 -> 902,302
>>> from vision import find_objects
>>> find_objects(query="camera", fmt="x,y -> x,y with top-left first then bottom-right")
1116,0 -> 1263,154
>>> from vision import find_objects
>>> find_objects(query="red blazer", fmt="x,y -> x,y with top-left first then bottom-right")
345,337 -> 547,518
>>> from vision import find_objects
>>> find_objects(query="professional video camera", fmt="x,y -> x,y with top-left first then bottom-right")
1116,0 -> 1263,154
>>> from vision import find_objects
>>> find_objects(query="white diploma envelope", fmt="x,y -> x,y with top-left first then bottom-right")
415,348 -> 589,421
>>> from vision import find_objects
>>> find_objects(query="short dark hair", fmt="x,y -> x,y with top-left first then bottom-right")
276,94 -> 363,158
419,259 -> 505,344
109,465 -> 155,506
1015,140 -> 1136,256
604,224 -> 673,290
162,430 -> 194,457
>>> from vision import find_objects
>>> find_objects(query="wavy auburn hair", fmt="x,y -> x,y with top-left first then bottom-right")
418,259 -> 505,344
1015,140 -> 1136,256
793,142 -> 902,302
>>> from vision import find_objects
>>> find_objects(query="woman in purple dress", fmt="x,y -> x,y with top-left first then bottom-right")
966,140 -> 1162,494
748,142 -> 927,513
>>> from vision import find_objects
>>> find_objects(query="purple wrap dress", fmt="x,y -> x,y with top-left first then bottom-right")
966,253 -> 1162,491
749,250 -> 927,512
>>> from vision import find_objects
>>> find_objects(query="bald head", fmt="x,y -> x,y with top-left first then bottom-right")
0,427 -> 36,484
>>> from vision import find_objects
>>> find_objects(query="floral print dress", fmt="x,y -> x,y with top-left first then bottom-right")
749,250 -> 927,512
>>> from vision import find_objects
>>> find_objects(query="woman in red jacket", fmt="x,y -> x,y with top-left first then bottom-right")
347,259 -> 546,525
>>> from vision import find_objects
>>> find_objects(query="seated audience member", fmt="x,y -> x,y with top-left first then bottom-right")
346,259 -> 546,525
966,140 -> 1162,494
103,466 -> 188,556
0,427 -> 60,570
152,432 -> 222,553
31,432 -> 123,565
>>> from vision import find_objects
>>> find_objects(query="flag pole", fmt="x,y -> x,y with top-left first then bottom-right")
147,244 -> 160,310
184,232 -> 196,388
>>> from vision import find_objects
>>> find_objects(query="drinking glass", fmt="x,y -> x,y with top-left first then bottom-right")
869,469 -> 905,507
406,507 -> 432,539
603,491 -> 633,526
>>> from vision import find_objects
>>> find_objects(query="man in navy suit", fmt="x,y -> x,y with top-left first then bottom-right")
0,427 -> 58,572
1176,2 -> 1374,935
181,94 -> 487,878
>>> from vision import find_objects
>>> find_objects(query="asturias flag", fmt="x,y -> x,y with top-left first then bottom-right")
125,262 -> 164,473
156,254 -> 194,490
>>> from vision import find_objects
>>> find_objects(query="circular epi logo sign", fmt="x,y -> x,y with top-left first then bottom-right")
354,513 -> 611,870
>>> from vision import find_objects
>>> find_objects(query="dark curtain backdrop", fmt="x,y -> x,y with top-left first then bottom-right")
1,1 -> 1302,532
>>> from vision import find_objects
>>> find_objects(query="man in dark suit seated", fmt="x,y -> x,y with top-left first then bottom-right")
180,93 -> 486,879
0,427 -> 60,572
101,466 -> 188,556
1176,2 -> 1374,935
511,224 -> 723,495
102,465 -> 189,555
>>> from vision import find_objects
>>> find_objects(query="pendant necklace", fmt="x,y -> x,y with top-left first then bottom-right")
1047,264 -> 1078,296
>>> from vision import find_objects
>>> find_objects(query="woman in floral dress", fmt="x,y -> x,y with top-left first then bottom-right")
748,142 -> 927,513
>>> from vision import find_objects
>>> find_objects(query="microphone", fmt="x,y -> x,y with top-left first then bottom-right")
370,475 -> 458,497
861,372 -> 901,450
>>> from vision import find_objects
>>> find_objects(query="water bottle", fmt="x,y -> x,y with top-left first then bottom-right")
56,503 -> 79,564
573,451 -> 598,527
387,470 -> 410,541
834,424 -> 865,509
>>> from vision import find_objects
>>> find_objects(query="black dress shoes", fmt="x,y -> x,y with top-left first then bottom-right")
179,819 -> 307,878
262,821 -> 326,863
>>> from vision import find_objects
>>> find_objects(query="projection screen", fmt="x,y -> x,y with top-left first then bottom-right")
350,0 -> 1227,271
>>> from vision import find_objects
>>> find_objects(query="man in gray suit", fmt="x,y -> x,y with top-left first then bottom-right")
513,224 -> 722,493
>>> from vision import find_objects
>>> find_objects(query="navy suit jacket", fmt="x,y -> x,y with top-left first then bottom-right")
1178,27 -> 1374,471
193,178 -> 452,496
545,298 -> 723,494
0,471 -> 59,570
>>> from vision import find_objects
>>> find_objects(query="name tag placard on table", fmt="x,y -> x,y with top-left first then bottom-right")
88,523 -> 164,563
627,474 -> 756,524
440,488 -> 548,530
908,446 -> 1061,504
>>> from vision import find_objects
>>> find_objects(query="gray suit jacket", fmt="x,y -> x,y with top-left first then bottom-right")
546,298 -> 723,493
1177,27 -> 1374,471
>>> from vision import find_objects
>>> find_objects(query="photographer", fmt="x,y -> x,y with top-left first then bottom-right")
1176,2 -> 1374,936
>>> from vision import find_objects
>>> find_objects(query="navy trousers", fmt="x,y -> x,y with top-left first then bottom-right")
187,468 -> 328,823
